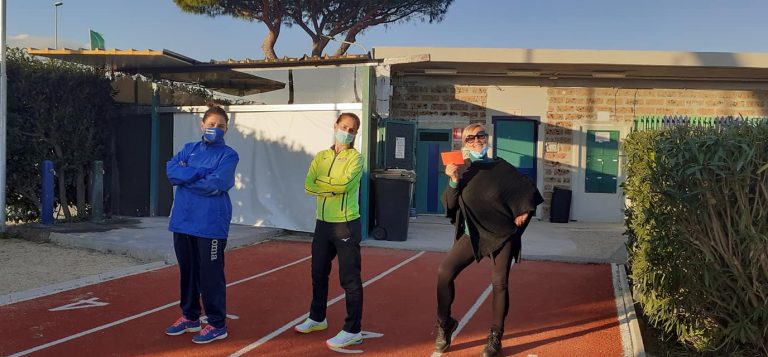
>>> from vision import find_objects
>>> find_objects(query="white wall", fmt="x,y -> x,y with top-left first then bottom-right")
570,122 -> 632,222
171,104 -> 363,232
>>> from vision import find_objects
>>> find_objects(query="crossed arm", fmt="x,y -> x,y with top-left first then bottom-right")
166,146 -> 239,196
305,154 -> 363,197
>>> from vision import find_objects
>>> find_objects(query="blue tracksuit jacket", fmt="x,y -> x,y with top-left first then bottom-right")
166,139 -> 239,239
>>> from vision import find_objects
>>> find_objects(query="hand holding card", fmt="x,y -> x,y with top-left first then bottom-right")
440,151 -> 465,166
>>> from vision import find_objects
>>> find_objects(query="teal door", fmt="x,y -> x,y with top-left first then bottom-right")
585,130 -> 620,193
493,117 -> 538,182
416,129 -> 452,214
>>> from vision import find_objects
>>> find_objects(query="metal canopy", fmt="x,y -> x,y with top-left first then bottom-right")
26,48 -> 199,70
160,69 -> 285,96
26,48 -> 286,96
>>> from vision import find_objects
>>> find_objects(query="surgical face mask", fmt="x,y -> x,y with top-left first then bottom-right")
203,127 -> 225,143
462,145 -> 489,160
335,129 -> 355,146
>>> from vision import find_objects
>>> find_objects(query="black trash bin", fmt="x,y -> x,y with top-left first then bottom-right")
371,169 -> 416,241
550,187 -> 572,223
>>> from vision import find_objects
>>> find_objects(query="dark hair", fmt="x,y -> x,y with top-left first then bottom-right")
202,104 -> 229,123
336,112 -> 361,147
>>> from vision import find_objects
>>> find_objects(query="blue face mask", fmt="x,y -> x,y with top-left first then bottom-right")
335,129 -> 355,146
203,128 -> 225,144
463,145 -> 489,161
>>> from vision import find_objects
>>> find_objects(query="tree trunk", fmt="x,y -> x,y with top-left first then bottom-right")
334,29 -> 362,57
311,37 -> 330,57
52,143 -> 71,219
334,43 -> 350,57
76,165 -> 86,217
56,167 -> 71,219
262,29 -> 280,60
21,188 -> 41,212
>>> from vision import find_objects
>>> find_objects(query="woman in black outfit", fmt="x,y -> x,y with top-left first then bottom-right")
434,123 -> 543,357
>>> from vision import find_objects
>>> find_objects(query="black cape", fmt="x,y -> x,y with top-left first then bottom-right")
442,158 -> 544,262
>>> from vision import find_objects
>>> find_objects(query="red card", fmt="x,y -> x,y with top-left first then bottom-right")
440,151 -> 464,166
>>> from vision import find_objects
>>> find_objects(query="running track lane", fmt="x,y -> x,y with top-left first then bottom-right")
4,241 -> 420,357
449,261 -> 623,356
1,241 -> 313,356
4,241 -> 624,356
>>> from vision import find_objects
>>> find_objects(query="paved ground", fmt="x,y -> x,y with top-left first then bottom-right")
2,215 -> 643,357
0,238 -> 141,296
1,241 -> 625,357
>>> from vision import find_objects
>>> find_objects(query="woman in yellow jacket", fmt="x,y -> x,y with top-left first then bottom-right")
294,113 -> 365,350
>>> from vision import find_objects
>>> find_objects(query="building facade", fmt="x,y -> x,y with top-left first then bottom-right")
374,47 -> 768,222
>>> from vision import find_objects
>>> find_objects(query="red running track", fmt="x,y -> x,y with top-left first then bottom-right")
2,241 -> 623,357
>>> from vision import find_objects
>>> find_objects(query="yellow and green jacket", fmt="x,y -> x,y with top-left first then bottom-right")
305,147 -> 363,222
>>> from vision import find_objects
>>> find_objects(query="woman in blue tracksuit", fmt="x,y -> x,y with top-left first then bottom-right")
163,105 -> 239,344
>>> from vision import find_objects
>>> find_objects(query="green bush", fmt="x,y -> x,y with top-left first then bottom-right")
624,123 -> 768,355
6,48 -> 117,222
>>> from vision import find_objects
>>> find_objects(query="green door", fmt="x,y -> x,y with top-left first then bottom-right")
415,129 -> 452,214
493,118 -> 538,182
585,130 -> 620,193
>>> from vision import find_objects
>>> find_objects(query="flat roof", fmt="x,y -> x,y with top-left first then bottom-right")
373,47 -> 768,82
373,47 -> 768,68
26,48 -> 287,96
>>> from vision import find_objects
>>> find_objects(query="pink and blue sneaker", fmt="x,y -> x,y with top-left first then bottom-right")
165,316 -> 201,335
192,324 -> 228,344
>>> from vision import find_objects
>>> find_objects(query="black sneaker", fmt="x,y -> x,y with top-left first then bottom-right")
434,317 -> 458,353
481,329 -> 503,357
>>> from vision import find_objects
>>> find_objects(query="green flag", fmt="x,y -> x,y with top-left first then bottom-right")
89,29 -> 105,50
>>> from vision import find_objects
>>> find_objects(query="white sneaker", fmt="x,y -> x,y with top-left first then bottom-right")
326,330 -> 363,348
293,317 -> 328,333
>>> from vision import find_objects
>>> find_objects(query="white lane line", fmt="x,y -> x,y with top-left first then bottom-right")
229,251 -> 426,357
1,261 -> 168,306
453,284 -> 493,338
430,282 -> 494,357
9,255 -> 312,357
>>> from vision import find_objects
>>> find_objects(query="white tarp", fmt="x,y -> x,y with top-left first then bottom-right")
172,104 -> 363,232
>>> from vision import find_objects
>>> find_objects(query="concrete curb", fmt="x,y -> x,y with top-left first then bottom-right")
0,261 -> 168,307
612,263 -> 646,357
47,228 -> 286,264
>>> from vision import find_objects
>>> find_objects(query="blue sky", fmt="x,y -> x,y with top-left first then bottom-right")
7,0 -> 768,61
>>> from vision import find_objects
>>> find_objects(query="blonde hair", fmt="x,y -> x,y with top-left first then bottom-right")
462,123 -> 486,142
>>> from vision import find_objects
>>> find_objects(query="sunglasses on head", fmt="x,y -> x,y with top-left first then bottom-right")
464,132 -> 488,143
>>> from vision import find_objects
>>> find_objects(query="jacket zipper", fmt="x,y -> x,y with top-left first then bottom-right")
322,151 -> 339,221
321,197 -> 327,221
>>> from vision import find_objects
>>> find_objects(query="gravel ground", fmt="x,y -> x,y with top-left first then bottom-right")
0,238 -> 143,296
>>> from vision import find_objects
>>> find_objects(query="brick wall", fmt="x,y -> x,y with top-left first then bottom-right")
389,81 -> 768,219
543,87 -> 768,217
390,83 -> 488,123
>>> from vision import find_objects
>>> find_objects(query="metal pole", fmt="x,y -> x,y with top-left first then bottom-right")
360,65 -> 373,240
0,0 -> 7,232
53,2 -> 63,49
42,161 -> 54,225
149,78 -> 159,216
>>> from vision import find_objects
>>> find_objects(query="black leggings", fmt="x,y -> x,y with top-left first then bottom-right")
436,235 -> 514,332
